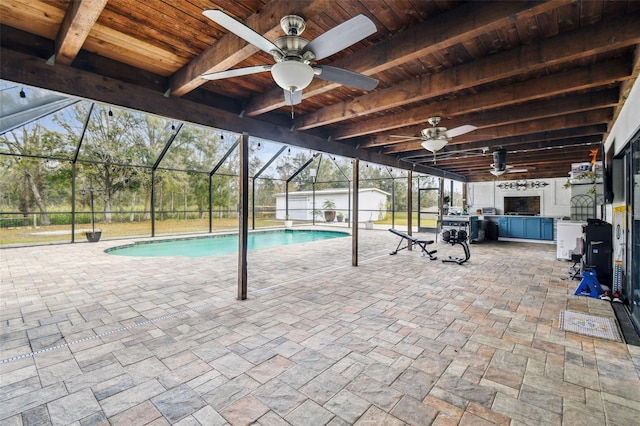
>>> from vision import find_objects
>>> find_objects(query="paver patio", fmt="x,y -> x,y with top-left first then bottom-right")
1,228 -> 639,425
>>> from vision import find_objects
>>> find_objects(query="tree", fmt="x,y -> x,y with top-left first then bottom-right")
276,151 -> 319,191
0,124 -> 70,225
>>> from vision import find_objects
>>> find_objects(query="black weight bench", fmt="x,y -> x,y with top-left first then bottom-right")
389,229 -> 437,260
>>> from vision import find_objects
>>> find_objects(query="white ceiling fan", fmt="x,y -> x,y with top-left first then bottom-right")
391,116 -> 478,161
489,149 -> 530,176
200,10 -> 379,107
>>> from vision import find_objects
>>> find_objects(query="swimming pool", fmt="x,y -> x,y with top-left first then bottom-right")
105,229 -> 349,258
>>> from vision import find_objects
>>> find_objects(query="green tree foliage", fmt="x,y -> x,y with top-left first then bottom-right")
0,124 -> 71,225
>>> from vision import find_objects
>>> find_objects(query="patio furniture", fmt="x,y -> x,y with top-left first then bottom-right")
388,228 -> 437,260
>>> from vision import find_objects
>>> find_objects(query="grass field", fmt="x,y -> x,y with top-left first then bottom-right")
0,218 -> 243,245
0,213 -> 434,246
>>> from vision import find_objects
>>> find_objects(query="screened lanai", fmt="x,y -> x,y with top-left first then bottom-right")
1,81 -> 464,247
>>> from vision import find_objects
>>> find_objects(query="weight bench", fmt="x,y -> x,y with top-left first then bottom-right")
441,229 -> 471,265
388,228 -> 437,260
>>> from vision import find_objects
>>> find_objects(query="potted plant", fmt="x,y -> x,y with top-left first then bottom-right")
563,170 -> 599,195
323,199 -> 336,222
82,186 -> 102,242
336,212 -> 344,222
284,214 -> 293,229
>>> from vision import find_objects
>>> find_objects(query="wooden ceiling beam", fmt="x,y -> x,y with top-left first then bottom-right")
294,14 -> 640,131
243,0 -> 566,116
409,136 -> 603,167
169,0 -> 323,97
385,108 -> 611,155
337,60 -> 626,142
444,132 -> 604,157
373,87 -> 617,150
409,133 -> 605,163
435,140 -> 602,169
0,46 -> 462,180
436,135 -> 602,165
51,0 -> 107,65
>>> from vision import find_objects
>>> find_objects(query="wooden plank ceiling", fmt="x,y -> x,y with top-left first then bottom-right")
1,0 -> 639,181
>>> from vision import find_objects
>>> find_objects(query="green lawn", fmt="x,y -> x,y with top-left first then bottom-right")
1,212 -> 437,245
1,218 -> 260,245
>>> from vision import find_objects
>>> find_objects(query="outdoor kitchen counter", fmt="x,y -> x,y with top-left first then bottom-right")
482,215 -> 556,242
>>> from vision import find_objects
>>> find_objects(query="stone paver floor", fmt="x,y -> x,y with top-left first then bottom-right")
1,228 -> 639,425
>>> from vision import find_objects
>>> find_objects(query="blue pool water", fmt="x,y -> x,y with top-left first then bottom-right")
105,229 -> 348,258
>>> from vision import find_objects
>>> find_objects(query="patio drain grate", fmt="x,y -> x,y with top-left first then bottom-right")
559,310 -> 623,342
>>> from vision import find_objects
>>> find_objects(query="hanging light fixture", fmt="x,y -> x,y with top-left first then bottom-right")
271,61 -> 314,93
421,138 -> 449,153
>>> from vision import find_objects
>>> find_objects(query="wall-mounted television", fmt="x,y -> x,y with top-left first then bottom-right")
602,143 -> 614,203
503,196 -> 540,216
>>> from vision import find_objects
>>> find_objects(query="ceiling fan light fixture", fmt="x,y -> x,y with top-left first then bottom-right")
421,127 -> 449,139
490,168 -> 506,176
421,138 -> 449,153
271,61 -> 315,92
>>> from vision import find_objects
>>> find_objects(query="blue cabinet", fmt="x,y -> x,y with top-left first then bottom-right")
493,217 -> 554,241
524,218 -> 541,239
541,218 -> 554,240
497,218 -> 509,238
509,217 -> 526,238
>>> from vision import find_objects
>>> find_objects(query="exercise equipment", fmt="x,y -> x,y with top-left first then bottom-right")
388,228 -> 437,260
441,229 -> 470,265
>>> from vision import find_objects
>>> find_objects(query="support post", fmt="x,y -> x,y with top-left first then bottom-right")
352,159 -> 359,266
151,169 -> 156,237
208,174 -> 213,233
237,132 -> 249,300
71,163 -> 76,242
251,178 -> 255,230
407,170 -> 413,250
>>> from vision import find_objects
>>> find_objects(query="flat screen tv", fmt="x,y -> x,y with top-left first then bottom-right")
503,196 -> 540,216
603,143 -> 614,203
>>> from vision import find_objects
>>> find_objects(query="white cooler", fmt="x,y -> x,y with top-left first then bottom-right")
556,221 -> 585,260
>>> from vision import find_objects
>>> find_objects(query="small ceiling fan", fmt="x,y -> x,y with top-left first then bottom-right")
201,10 -> 379,107
391,116 -> 478,161
489,149 -> 530,176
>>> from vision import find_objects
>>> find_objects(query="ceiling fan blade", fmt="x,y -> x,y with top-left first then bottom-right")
202,65 -> 271,80
203,10 -> 283,57
302,14 -> 376,61
283,89 -> 302,106
444,124 -> 477,138
314,66 -> 378,91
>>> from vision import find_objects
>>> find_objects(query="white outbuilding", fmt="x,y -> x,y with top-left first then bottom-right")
274,188 -> 390,222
